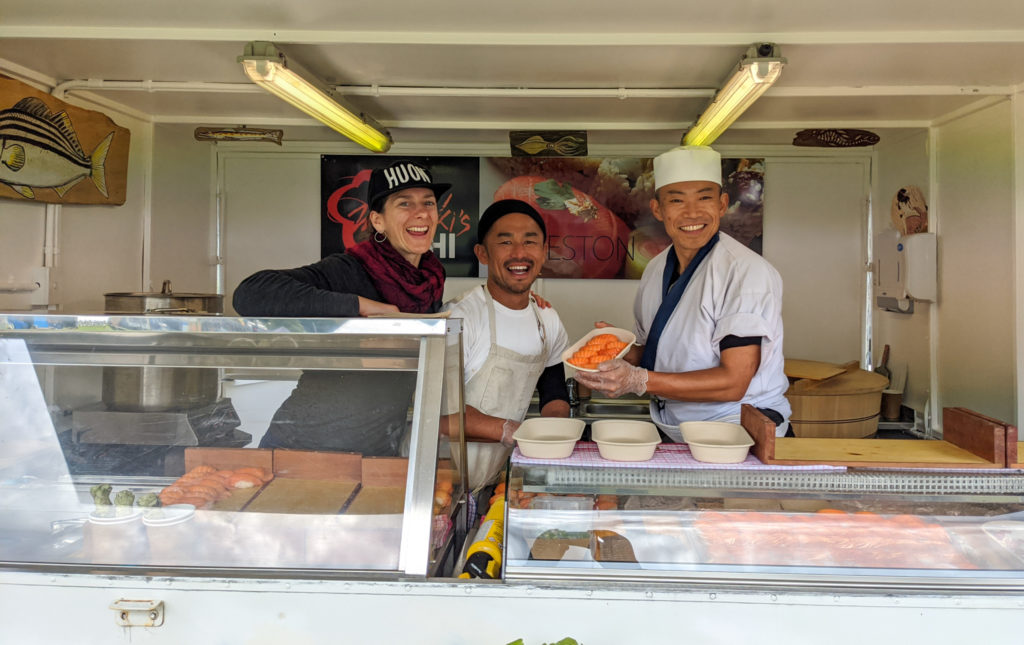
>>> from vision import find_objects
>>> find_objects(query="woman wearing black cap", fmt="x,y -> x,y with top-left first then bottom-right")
234,159 -> 450,318
232,159 -> 451,454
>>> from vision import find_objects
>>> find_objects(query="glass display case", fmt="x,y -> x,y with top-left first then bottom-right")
505,454 -> 1024,590
0,314 -> 466,578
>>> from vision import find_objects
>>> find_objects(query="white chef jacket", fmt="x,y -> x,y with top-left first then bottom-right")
634,233 -> 791,439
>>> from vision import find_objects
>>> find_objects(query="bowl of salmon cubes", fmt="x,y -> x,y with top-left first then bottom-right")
562,328 -> 636,372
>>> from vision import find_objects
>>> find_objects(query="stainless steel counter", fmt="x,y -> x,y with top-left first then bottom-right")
525,396 -> 650,423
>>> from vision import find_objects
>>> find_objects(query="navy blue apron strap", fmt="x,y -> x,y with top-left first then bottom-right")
639,233 -> 720,370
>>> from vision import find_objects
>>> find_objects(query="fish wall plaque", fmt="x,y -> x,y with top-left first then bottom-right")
194,126 -> 283,145
0,76 -> 130,205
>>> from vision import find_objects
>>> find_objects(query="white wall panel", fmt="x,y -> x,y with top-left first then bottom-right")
0,201 -> 46,311
149,124 -> 217,294
935,100 -> 1015,424
221,153 -> 320,314
763,159 -> 868,364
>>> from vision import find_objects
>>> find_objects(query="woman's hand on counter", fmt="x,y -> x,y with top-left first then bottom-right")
357,296 -> 400,316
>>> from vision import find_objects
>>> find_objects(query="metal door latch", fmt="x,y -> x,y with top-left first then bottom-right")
110,599 -> 164,627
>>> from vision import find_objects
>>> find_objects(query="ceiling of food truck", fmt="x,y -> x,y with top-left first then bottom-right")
1,0 -> 1022,147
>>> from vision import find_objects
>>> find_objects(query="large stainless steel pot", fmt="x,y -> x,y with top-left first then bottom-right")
102,280 -> 223,412
104,279 -> 223,315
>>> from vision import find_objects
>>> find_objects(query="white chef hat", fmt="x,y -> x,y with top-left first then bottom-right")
653,145 -> 722,190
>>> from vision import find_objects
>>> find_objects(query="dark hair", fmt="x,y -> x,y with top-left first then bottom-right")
477,199 -> 547,244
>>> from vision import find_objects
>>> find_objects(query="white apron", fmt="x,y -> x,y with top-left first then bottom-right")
460,287 -> 548,490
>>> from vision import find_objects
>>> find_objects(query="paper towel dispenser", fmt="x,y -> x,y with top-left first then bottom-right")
874,230 -> 936,313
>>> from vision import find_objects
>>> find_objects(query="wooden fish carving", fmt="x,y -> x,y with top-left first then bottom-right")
194,126 -> 284,145
0,97 -> 114,199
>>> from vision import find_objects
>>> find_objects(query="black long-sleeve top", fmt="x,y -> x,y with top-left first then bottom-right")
232,253 -> 441,317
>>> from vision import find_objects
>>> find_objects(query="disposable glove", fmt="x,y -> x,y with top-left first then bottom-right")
500,419 -> 521,447
575,358 -> 649,398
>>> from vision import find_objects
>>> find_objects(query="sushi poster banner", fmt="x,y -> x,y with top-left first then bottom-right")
0,76 -> 130,205
480,157 -> 766,279
321,155 -> 481,277
321,155 -> 764,280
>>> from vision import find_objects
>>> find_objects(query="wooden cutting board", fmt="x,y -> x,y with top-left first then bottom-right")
272,449 -> 361,481
209,487 -> 262,512
184,447 -> 273,472
244,479 -> 359,514
345,486 -> 406,515
361,457 -> 408,487
743,404 -> 1006,469
772,437 -> 997,467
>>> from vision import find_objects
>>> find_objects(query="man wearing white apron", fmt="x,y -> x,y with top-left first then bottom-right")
445,199 -> 570,487
575,146 -> 791,441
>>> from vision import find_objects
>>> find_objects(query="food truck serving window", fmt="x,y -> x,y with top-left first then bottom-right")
0,314 -> 466,578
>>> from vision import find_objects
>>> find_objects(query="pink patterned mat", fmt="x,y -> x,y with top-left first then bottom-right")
512,441 -> 845,471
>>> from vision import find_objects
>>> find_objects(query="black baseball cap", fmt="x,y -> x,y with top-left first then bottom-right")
477,199 -> 547,244
367,159 -> 451,212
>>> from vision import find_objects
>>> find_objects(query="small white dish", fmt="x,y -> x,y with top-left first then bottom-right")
561,327 -> 636,372
513,417 -> 586,459
88,509 -> 143,524
679,421 -> 754,463
142,504 -> 197,527
591,419 -> 661,461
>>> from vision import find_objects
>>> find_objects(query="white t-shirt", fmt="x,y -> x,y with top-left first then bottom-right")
634,233 -> 791,436
443,286 -> 568,382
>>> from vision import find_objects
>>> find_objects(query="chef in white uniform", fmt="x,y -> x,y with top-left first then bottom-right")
444,199 -> 570,485
574,145 -> 791,440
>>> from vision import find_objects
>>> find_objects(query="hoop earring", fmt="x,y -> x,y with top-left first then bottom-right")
374,231 -> 387,243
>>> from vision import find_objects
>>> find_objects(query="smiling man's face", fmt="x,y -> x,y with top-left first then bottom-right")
651,180 -> 728,267
475,212 -> 547,306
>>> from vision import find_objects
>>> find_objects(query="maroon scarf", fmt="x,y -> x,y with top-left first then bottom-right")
347,238 -> 445,313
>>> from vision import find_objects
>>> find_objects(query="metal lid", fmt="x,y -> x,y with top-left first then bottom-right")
787,366 -> 889,396
103,292 -> 222,298
103,279 -> 222,299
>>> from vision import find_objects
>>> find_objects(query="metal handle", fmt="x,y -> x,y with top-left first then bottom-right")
110,599 -> 164,627
565,377 -> 579,407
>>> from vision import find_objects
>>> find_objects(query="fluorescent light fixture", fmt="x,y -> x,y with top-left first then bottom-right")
682,43 -> 786,146
239,41 -> 392,153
